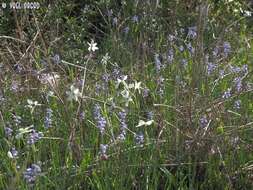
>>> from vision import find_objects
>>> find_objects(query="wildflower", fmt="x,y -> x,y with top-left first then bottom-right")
223,42 -> 231,57
7,147 -> 18,159
118,110 -> 127,129
112,68 -> 121,80
229,65 -> 241,73
13,64 -> 22,73
179,45 -> 184,52
136,120 -> 154,128
222,88 -> 232,99
117,130 -> 126,141
158,87 -> 164,97
117,110 -> 127,141
26,99 -> 42,113
244,10 -> 252,17
147,111 -> 154,120
200,115 -> 208,128
10,80 -> 20,92
167,49 -> 174,64
233,77 -> 242,92
188,26 -> 197,39
97,117 -> 107,134
157,76 -> 165,86
123,26 -> 130,34
187,43 -> 195,55
93,104 -> 107,134
15,126 -> 34,139
142,87 -> 150,98
168,34 -> 175,42
154,54 -> 162,73
88,39 -> 99,52
93,104 -> 101,119
27,99 -> 39,107
242,64 -> 248,73
4,127 -> 13,137
207,62 -> 216,75
234,100 -> 241,109
129,81 -> 142,94
115,75 -> 128,89
23,164 -> 41,184
52,54 -> 60,64
132,15 -> 139,23
44,108 -> 53,128
38,73 -> 60,87
79,111 -> 85,120
118,110 -> 127,123
27,130 -> 43,145
66,85 -> 82,101
102,73 -> 110,83
135,132 -> 144,146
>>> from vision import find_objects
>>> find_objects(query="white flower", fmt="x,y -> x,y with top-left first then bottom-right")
129,81 -> 142,93
26,99 -> 42,113
66,85 -> 82,101
7,148 -> 18,159
15,126 -> 34,139
39,73 -> 60,87
27,99 -> 40,106
134,81 -> 142,93
116,75 -> 128,88
134,81 -> 141,89
244,11 -> 252,17
88,39 -> 98,52
121,89 -> 133,107
7,151 -> 13,159
136,120 -> 154,128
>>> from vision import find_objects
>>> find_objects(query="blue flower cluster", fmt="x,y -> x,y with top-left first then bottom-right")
23,164 -> 41,184
93,104 -> 107,134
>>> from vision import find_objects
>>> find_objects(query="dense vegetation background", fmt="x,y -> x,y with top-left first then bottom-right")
0,0 -> 253,189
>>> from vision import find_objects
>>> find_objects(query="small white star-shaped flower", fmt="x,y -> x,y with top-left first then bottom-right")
66,85 -> 82,101
129,81 -> 142,93
116,75 -> 128,88
88,40 -> 99,52
134,81 -> 142,93
136,120 -> 154,128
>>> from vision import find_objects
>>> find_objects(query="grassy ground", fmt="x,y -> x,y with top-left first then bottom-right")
0,0 -> 253,189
